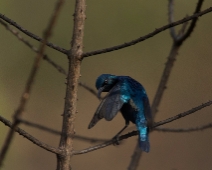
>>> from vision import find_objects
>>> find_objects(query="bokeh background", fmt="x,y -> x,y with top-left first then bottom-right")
0,0 -> 212,169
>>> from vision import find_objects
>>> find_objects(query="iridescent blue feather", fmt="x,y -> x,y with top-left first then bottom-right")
88,74 -> 152,152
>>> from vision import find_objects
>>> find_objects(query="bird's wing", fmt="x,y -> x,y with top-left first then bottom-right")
88,84 -> 126,129
102,84 -> 126,121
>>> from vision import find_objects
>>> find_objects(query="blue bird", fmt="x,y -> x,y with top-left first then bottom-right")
88,74 -> 152,152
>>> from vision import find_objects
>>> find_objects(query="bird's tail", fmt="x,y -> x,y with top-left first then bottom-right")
138,136 -> 150,153
137,126 -> 150,152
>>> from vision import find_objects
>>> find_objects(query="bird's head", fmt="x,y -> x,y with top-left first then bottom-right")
95,74 -> 118,99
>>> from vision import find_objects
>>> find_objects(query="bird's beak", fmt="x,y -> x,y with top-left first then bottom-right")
97,86 -> 105,99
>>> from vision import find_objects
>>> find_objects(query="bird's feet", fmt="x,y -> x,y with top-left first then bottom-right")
112,135 -> 120,145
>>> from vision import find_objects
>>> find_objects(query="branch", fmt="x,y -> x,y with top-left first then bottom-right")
20,119 -> 107,143
0,14 -> 67,54
177,0 -> 204,44
73,100 -> 212,155
78,82 -> 99,98
153,101 -> 212,127
155,123 -> 212,133
127,142 -> 142,170
0,19 -> 68,76
0,18 -> 99,97
57,0 -> 86,169
151,0 -> 204,116
0,0 -> 64,166
128,2 -> 205,169
168,0 -> 177,39
82,6 -> 212,58
0,115 -> 64,155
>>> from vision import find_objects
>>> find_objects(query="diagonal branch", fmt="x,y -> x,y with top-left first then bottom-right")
177,0 -> 204,44
56,0 -> 86,169
0,18 -> 99,98
0,19 -> 67,75
20,119 -> 107,143
73,100 -> 212,155
0,115 -> 64,155
129,2 -> 206,169
151,0 -> 204,117
0,14 -> 67,54
155,123 -> 212,133
0,0 -> 64,167
82,6 -> 212,58
168,0 -> 177,39
78,82 -> 99,98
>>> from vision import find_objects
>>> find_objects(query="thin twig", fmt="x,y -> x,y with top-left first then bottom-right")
155,123 -> 212,133
151,43 -> 180,116
151,0 -> 204,117
0,0 -> 64,166
0,5 -> 210,59
0,115 -> 64,155
153,101 -> 212,127
168,0 -> 177,39
82,6 -> 212,58
127,142 -> 142,170
177,0 -> 204,45
0,19 -> 68,76
78,82 -> 100,98
0,14 -> 67,54
73,100 -> 212,155
0,18 -> 99,98
43,55 -> 67,75
20,119 -> 107,143
0,18 -> 99,97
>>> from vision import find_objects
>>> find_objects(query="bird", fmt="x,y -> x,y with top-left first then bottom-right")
88,74 -> 152,152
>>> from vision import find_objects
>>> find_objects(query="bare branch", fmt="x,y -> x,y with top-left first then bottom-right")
57,0 -> 86,169
177,0 -> 204,45
20,119 -> 107,143
153,101 -> 212,127
0,14 -> 67,54
78,82 -> 99,98
73,139 -> 114,155
73,100 -> 212,155
0,0 -> 64,166
0,19 -> 68,76
43,55 -> 67,75
151,43 -> 179,116
128,2 -> 206,169
0,115 -> 64,155
127,142 -> 142,170
151,0 -> 205,117
155,123 -> 212,133
168,0 -> 177,39
82,6 -> 212,58
0,19 -> 99,96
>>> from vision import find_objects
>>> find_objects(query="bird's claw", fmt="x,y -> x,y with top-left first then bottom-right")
112,136 -> 120,145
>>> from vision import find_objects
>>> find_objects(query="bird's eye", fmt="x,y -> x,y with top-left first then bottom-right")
104,79 -> 108,85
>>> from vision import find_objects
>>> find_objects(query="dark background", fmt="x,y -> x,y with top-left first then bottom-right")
0,1 -> 212,169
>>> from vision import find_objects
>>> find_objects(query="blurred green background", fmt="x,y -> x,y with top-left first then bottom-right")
0,0 -> 212,169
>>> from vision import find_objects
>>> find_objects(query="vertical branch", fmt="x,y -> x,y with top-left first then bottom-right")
151,0 -> 204,117
151,44 -> 179,116
127,142 -> 142,170
168,0 -> 177,39
56,0 -> 86,169
128,0 -> 204,170
177,0 -> 204,44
